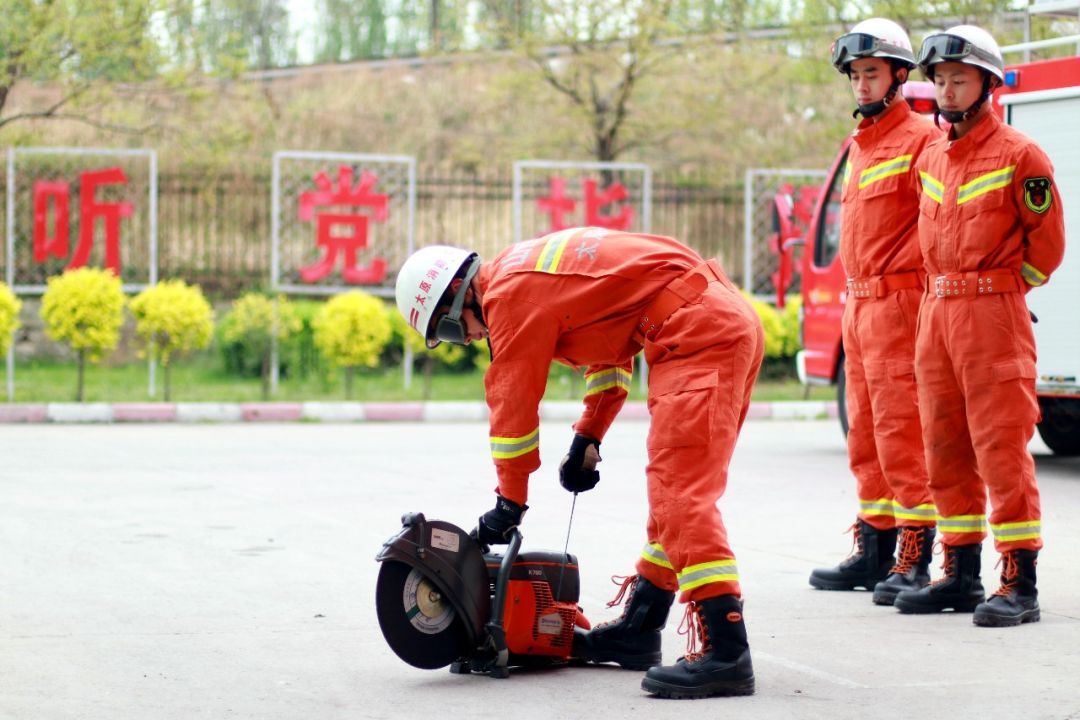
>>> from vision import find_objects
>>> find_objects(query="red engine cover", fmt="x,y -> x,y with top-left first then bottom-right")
486,552 -> 585,659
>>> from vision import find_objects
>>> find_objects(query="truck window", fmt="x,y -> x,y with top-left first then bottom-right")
813,147 -> 849,269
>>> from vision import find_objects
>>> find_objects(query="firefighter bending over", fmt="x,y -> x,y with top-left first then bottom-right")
394,228 -> 764,698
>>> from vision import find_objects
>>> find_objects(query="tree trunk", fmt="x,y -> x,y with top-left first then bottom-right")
260,354 -> 270,400
76,349 -> 86,402
164,363 -> 173,402
422,355 -> 436,401
345,366 -> 354,400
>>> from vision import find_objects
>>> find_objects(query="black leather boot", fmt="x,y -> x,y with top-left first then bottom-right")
974,549 -> 1040,627
810,519 -> 897,591
576,575 -> 675,670
641,595 -> 755,699
894,543 -> 985,614
873,525 -> 937,606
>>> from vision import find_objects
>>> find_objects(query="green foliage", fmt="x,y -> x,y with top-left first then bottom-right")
0,282 -> 21,355
129,280 -> 214,366
40,268 -> 126,362
279,299 -> 327,380
218,293 -> 302,390
312,291 -> 393,369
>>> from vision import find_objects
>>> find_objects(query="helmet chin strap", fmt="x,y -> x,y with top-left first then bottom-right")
935,74 -> 994,128
853,77 -> 902,119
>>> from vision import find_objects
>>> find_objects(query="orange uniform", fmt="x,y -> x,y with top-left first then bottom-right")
475,228 -> 764,601
840,100 -> 942,530
914,110 -> 1065,552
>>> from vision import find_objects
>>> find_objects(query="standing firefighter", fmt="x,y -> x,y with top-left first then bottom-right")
810,19 -> 942,603
394,228 -> 764,698
893,25 -> 1065,626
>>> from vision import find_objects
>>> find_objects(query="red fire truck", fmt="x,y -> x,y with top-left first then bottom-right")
774,54 -> 1080,455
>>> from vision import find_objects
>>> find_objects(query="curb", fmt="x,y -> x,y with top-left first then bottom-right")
0,400 -> 839,424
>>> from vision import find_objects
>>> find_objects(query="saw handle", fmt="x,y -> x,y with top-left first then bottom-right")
483,527 -> 522,673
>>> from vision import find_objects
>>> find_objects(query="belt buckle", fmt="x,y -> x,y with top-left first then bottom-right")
934,275 -> 946,298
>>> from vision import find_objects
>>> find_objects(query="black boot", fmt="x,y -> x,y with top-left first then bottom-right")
641,595 -> 755,699
894,543 -> 985,614
809,520 -> 897,591
576,575 -> 675,670
873,526 -> 937,606
974,549 -> 1040,627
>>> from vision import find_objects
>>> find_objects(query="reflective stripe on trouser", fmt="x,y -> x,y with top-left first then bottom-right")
843,287 -> 934,530
915,292 -> 1043,552
634,279 -> 764,602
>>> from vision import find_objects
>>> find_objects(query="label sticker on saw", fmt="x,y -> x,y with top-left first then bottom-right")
537,612 -> 564,635
430,528 -> 460,552
402,568 -> 456,634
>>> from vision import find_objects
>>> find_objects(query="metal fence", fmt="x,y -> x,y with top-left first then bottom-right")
1,166 -> 777,297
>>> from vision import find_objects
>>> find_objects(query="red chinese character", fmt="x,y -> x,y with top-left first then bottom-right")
536,177 -> 576,232
583,179 -> 633,230
31,168 -> 133,273
32,181 -> 71,262
298,166 -> 390,284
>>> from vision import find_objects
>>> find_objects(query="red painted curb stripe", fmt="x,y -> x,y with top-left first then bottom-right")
240,403 -> 304,422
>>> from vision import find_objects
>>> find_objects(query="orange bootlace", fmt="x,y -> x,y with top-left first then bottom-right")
593,575 -> 637,629
890,527 -> 926,574
990,551 -> 1020,598
844,522 -> 865,559
677,602 -> 709,663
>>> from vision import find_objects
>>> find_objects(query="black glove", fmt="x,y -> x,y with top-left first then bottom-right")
475,494 -> 528,545
559,434 -> 601,494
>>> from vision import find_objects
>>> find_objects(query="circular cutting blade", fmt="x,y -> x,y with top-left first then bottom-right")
376,560 -> 470,669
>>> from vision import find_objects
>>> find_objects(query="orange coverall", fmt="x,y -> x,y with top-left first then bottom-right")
914,110 -> 1065,552
475,228 -> 764,601
840,100 -> 941,531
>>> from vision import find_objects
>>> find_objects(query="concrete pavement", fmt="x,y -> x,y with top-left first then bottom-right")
1,420 -> 1078,720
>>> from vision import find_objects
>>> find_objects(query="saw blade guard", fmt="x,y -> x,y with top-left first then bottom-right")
375,512 -> 490,654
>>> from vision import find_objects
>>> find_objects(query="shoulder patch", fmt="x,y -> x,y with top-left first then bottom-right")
1023,177 -> 1053,214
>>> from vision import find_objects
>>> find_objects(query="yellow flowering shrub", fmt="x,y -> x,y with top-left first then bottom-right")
40,268 -> 125,362
220,293 -> 302,398
744,293 -> 784,359
313,291 -> 392,369
130,280 -> 214,366
0,282 -> 21,356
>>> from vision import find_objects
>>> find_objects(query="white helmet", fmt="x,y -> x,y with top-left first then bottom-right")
917,25 -> 1005,82
394,245 -> 479,348
831,18 -> 916,73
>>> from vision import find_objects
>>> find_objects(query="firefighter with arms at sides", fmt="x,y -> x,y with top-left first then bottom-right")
809,18 -> 942,605
892,25 -> 1065,627
395,228 -> 764,698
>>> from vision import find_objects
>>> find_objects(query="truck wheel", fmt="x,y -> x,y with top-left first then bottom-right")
837,355 -> 849,438
1037,396 -> 1080,456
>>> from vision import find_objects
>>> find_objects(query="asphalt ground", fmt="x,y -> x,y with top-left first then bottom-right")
2,420 -> 1078,720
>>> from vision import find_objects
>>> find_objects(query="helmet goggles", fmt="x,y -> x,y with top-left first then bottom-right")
831,32 -> 910,69
918,34 -> 1003,71
425,254 -> 481,348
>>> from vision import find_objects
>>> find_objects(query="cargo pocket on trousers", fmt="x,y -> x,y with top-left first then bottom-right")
989,359 -> 1040,427
883,360 -> 919,418
647,366 -> 720,450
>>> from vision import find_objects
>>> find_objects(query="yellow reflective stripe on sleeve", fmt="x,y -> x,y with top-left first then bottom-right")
677,559 -> 739,592
858,154 -> 912,189
893,503 -> 938,522
1021,262 -> 1047,287
534,228 -> 577,273
956,165 -> 1015,205
920,171 -> 944,204
490,427 -> 539,459
937,514 -> 986,534
859,498 -> 896,518
585,367 -> 632,396
991,520 -> 1041,542
641,542 -> 673,570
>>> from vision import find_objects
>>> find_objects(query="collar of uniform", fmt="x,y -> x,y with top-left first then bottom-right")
852,100 -> 910,147
945,109 -> 1001,158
